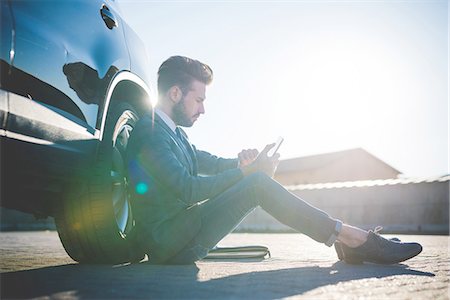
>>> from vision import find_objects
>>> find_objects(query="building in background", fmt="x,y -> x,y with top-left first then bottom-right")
275,148 -> 401,185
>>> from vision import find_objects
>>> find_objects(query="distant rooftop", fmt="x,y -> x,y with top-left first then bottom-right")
277,148 -> 400,174
274,148 -> 402,185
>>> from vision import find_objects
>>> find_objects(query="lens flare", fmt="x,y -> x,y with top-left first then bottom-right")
136,182 -> 148,195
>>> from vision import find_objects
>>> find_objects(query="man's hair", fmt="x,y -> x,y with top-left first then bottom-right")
157,56 -> 213,96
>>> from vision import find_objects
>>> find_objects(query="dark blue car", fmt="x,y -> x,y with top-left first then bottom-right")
0,0 -> 153,264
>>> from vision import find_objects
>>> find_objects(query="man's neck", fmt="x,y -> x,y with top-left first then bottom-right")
156,102 -> 174,120
155,106 -> 177,132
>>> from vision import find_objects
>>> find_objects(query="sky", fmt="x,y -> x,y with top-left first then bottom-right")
119,0 -> 448,177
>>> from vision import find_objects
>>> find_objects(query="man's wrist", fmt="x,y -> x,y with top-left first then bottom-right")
240,164 -> 254,176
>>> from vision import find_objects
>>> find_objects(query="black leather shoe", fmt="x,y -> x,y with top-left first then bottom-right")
335,231 -> 422,264
335,237 -> 401,261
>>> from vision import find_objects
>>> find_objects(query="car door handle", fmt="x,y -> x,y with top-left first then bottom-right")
100,5 -> 117,29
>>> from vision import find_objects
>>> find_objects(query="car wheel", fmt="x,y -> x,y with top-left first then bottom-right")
55,102 -> 144,264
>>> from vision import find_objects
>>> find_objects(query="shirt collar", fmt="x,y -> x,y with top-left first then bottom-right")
155,108 -> 177,133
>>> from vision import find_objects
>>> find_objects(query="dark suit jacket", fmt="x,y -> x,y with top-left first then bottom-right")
126,112 -> 244,261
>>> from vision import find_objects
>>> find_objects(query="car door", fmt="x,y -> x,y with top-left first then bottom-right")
5,0 -> 129,153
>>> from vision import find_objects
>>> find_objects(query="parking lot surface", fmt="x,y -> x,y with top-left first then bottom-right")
0,231 -> 448,299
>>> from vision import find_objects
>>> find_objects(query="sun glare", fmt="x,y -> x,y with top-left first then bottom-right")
267,26 -> 423,158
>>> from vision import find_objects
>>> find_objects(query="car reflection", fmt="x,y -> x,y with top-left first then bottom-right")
0,59 -> 85,122
63,62 -> 118,105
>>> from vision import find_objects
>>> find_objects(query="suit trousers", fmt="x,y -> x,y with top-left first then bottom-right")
164,172 -> 341,264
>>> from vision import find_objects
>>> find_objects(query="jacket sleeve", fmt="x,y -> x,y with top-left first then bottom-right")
136,127 -> 244,206
195,148 -> 239,175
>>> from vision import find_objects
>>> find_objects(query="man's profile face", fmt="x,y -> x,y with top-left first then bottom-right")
172,79 -> 206,127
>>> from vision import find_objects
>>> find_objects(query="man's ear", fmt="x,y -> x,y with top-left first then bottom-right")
168,86 -> 183,103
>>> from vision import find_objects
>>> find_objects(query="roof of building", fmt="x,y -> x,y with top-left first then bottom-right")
286,175 -> 450,191
277,148 -> 401,174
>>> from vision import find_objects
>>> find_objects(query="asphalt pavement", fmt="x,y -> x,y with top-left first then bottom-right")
0,231 -> 448,299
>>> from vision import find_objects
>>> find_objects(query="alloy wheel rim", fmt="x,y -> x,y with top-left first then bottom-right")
111,110 -> 137,236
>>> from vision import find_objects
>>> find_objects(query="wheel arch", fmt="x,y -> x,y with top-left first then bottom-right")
99,71 -> 154,142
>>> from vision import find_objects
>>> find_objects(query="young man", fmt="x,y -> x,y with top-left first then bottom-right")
126,56 -> 422,265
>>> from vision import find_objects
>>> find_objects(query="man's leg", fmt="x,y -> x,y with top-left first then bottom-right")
166,172 -> 342,264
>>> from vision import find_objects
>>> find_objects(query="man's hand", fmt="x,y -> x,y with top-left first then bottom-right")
240,143 -> 280,178
238,149 -> 259,167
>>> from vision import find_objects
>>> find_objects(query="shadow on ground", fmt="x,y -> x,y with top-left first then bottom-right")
1,261 -> 434,299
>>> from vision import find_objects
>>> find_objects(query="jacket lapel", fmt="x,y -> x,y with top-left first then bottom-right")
154,114 -> 195,175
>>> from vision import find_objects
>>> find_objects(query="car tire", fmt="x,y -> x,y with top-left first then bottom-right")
55,102 -> 144,264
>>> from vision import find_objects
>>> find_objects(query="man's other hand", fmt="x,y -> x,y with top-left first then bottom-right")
240,143 -> 280,177
238,149 -> 259,167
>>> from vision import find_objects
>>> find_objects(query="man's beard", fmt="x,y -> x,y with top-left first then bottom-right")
173,98 -> 194,127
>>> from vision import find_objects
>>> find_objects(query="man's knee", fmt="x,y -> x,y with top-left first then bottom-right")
243,171 -> 274,187
240,172 -> 287,207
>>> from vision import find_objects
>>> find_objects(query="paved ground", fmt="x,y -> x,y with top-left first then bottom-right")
0,231 -> 448,299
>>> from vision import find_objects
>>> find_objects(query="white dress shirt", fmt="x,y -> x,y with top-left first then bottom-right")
155,108 -> 177,133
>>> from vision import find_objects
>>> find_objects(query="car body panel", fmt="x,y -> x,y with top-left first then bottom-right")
7,0 -> 129,130
0,0 -> 13,128
0,0 -> 152,216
